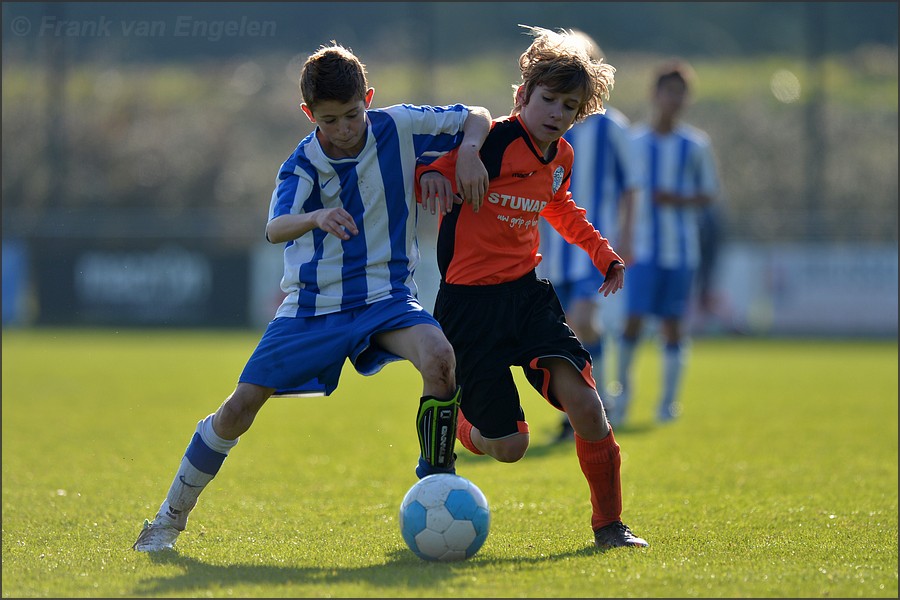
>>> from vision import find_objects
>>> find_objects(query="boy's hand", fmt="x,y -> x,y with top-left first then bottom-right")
420,171 -> 459,215
314,207 -> 358,240
598,262 -> 625,297
454,145 -> 488,213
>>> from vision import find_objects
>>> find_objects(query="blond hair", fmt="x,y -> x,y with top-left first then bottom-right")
513,25 -> 615,123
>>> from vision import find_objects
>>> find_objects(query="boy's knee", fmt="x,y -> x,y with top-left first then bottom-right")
432,337 -> 455,366
420,341 -> 456,386
487,434 -> 529,463
217,386 -> 267,436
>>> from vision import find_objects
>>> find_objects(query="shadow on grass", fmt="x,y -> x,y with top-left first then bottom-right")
137,544 -> 607,596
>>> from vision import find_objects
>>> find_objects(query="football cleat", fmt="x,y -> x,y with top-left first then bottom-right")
132,517 -> 182,552
593,521 -> 649,549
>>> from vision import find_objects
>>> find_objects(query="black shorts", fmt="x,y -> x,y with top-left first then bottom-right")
433,270 -> 593,439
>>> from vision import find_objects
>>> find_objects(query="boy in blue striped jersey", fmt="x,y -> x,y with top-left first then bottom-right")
617,59 -> 721,424
133,43 -> 491,552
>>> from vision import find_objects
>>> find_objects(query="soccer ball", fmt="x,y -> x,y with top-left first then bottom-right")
399,474 -> 490,562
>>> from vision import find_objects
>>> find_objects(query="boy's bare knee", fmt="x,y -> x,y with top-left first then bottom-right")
215,386 -> 267,438
420,341 -> 456,392
486,434 -> 529,463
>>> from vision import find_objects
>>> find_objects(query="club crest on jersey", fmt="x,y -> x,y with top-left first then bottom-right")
552,166 -> 564,194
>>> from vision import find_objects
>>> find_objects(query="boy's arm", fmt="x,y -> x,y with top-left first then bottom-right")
267,168 -> 359,243
615,188 -> 636,264
543,194 -> 624,293
654,137 -> 719,208
653,190 -> 712,207
266,208 -> 358,243
454,106 -> 491,211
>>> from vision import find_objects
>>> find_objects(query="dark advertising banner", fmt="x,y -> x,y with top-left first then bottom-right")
32,239 -> 250,327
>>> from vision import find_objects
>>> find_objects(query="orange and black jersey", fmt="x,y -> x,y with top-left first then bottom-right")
416,115 -> 622,286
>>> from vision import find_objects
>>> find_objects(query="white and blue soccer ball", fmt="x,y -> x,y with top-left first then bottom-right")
399,474 -> 490,562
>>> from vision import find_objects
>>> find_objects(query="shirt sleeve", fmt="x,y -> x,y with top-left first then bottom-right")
269,161 -> 315,221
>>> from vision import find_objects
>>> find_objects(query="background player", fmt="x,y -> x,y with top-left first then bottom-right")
616,58 -> 721,424
536,30 -> 639,439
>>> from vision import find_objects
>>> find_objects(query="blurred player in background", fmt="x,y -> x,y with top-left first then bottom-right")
536,30 -> 639,440
616,59 -> 721,424
132,43 -> 491,552
691,200 -> 728,334
417,25 -> 647,549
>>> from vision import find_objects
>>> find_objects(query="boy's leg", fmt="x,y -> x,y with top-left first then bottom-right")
554,290 -> 601,443
574,429 -> 648,548
133,413 -> 238,551
415,386 -> 461,478
658,340 -> 684,421
353,302 -> 461,479
548,360 -> 647,549
657,270 -> 693,422
456,406 -> 485,455
614,333 -> 638,424
554,333 -> 603,443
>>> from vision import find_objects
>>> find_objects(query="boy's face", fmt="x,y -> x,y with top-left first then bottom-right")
654,77 -> 687,119
302,88 -> 374,157
516,84 -> 583,152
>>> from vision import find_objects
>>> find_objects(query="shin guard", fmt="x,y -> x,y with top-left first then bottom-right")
416,387 -> 460,470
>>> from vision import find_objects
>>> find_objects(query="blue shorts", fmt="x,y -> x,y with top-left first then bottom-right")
626,263 -> 695,319
239,295 -> 442,397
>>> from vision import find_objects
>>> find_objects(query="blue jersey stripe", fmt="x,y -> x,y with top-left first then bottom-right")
675,137 -> 691,265
591,116 -> 610,233
649,139 -> 661,263
372,115 -> 414,297
294,154 -> 324,313
333,161 -> 368,310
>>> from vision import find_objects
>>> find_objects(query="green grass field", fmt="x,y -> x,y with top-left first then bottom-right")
2,329 -> 897,598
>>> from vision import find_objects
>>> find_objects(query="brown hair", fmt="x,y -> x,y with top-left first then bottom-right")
513,25 -> 615,123
653,58 -> 696,92
299,43 -> 368,109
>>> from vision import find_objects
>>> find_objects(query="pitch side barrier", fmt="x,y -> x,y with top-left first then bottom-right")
23,238 -> 250,328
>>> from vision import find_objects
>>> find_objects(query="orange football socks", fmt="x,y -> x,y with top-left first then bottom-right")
575,429 -> 623,531
456,408 -> 485,455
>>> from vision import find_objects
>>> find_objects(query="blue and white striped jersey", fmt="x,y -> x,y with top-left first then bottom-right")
630,122 -> 719,270
269,103 -> 469,317
537,107 -> 639,285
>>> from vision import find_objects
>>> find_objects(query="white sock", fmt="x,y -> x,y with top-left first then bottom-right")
158,414 -> 238,527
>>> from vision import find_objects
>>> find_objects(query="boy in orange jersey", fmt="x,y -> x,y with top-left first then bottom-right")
416,25 -> 647,549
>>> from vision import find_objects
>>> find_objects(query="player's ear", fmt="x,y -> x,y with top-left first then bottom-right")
364,88 -> 375,108
301,103 -> 315,123
514,84 -> 526,107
